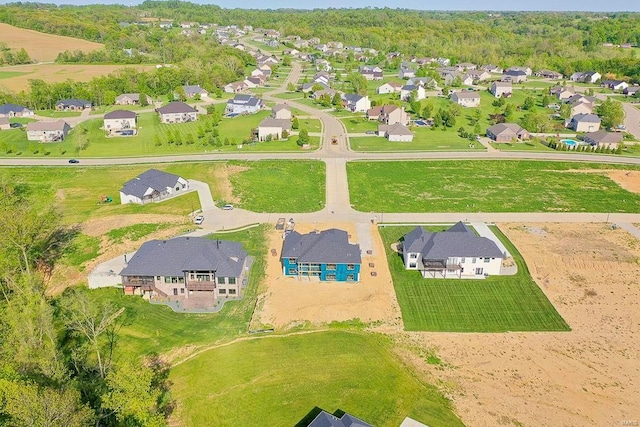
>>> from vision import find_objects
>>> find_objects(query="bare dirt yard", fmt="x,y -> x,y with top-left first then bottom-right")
0,23 -> 103,62
0,63 -> 155,92
254,221 -> 402,329
402,223 -> 640,427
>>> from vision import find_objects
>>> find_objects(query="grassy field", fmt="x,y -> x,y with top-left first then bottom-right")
347,160 -> 640,213
379,225 -> 570,332
0,71 -> 29,79
350,128 -> 481,152
79,225 -> 268,358
0,161 -> 325,222
170,331 -> 464,427
230,160 -> 325,212
0,110 -> 320,157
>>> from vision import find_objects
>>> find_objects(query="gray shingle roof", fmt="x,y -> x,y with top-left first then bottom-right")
120,169 -> 184,198
120,237 -> 246,277
0,103 -> 32,115
104,110 -> 136,119
307,410 -> 373,427
56,98 -> 91,108
26,119 -> 69,132
403,222 -> 504,259
228,94 -> 262,106
156,102 -> 197,114
282,229 -> 361,264
343,94 -> 364,103
572,113 -> 601,123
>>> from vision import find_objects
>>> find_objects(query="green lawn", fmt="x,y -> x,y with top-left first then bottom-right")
75,225 -> 268,358
0,71 -> 28,79
379,225 -> 569,332
229,160 -> 325,212
296,118 -> 322,133
490,139 -> 555,151
347,160 -> 640,213
170,331 -> 464,427
36,109 -> 82,118
273,92 -> 305,100
350,127 -> 482,152
341,116 -> 377,132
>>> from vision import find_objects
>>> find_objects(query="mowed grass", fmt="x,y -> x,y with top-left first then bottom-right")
74,225 -> 268,358
0,160 -> 325,222
170,331 -> 463,427
348,160 -> 640,213
0,71 -> 29,79
230,160 -> 325,212
379,225 -> 569,332
350,127 -> 480,152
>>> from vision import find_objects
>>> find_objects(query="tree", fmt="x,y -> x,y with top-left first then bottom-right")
297,128 -> 309,146
596,98 -> 624,128
332,92 -> 342,109
559,103 -> 572,119
281,55 -> 291,66
139,93 -> 149,107
410,100 -> 422,115
422,102 -> 433,119
474,122 -> 482,135
504,103 -> 515,120
346,72 -> 368,95
286,82 -> 296,92
174,86 -> 186,102
451,76 -> 462,87
523,97 -> 536,110
292,117 -> 299,130
521,112 -> 551,133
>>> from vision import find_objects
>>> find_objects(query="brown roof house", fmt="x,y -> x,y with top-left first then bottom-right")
272,104 -> 292,120
486,123 -> 531,142
567,113 -> 601,132
104,110 -> 137,135
489,81 -> 512,98
366,104 -> 410,126
583,130 -> 623,148
257,118 -> 291,141
378,122 -> 414,142
451,90 -> 480,107
156,102 -> 197,123
115,93 -> 152,105
26,120 -> 71,142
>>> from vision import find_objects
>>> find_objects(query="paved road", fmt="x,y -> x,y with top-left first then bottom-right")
622,102 -> 640,139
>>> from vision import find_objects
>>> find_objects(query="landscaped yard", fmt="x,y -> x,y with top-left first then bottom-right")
347,160 -> 640,213
350,128 -> 481,152
341,116 -> 377,132
170,330 -> 464,427
379,225 -> 570,332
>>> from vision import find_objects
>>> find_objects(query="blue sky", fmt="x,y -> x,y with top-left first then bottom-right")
1,0 -> 638,10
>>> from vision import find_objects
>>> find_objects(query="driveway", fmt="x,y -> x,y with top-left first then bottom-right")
188,179 -> 216,211
88,251 -> 136,289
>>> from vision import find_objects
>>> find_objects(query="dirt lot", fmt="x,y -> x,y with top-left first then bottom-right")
254,222 -> 402,329
403,223 -> 640,427
0,23 -> 103,62
0,63 -> 155,92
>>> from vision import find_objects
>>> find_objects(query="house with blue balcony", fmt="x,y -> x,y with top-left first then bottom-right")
281,229 -> 361,282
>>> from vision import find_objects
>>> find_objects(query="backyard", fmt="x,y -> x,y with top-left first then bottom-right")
379,225 -> 569,332
347,160 -> 640,213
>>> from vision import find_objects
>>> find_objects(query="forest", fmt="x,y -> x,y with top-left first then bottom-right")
0,1 -> 639,82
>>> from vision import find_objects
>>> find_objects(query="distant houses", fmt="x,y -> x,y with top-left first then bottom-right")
400,84 -> 425,101
182,85 -> 208,98
104,110 -> 137,136
26,120 -> 71,142
569,71 -> 601,84
377,81 -> 403,95
502,69 -> 527,83
451,90 -> 480,107
226,94 -> 264,115
281,229 -> 361,282
115,93 -> 152,106
156,102 -> 197,123
0,103 -> 34,118
401,222 -> 505,278
119,169 -> 189,204
55,98 -> 91,111
342,94 -> 371,113
489,81 -> 512,98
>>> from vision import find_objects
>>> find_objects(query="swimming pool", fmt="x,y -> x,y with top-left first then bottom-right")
560,139 -> 580,146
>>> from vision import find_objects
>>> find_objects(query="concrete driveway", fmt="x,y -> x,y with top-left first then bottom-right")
88,251 -> 136,289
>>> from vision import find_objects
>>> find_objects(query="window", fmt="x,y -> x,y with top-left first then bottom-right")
228,277 -> 236,285
219,288 -> 226,294
180,288 -> 185,294
409,253 -> 417,259
196,274 -> 210,281
484,257 -> 490,263
288,258 -> 296,263
409,263 -> 416,268
218,277 -> 226,285
173,288 -> 178,296
326,274 -> 336,281
326,264 -> 336,270
472,257 -> 477,264
229,289 -> 236,295
347,264 -> 355,271
461,257 -> 465,263
347,274 -> 355,281
164,276 -> 171,283
178,277 -> 184,283
288,268 -> 297,274
156,276 -> 161,280
475,268 -> 484,275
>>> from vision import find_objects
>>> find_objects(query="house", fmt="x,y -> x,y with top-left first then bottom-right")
281,229 -> 361,282
451,90 -> 480,107
302,82 -> 330,94
489,81 -> 512,98
502,69 -> 527,83
623,86 -> 640,97
408,77 -> 436,88
119,169 -> 189,204
600,80 -> 628,91
342,94 -> 371,113
486,123 -> 531,142
401,222 -> 505,278
182,85 -> 208,98
0,117 -> 9,130
366,104 -> 409,126
360,66 -> 383,80
535,69 -> 563,79
224,81 -> 249,93
272,104 -> 292,120
567,113 -> 601,132
55,98 -> 91,111
481,64 -> 503,74
507,66 -> 532,76
466,69 -> 491,82
244,76 -> 264,88
0,103 -> 34,118
569,71 -> 601,84
306,410 -> 372,427
378,122 -> 414,142
583,130 -> 623,148
257,118 -> 291,141
570,100 -> 594,116
156,102 -> 197,123
115,93 -> 152,105
26,120 -> 70,142
550,86 -> 575,101
399,65 -> 416,79
456,62 -> 477,71
104,110 -> 137,135
400,84 -> 425,101
377,81 -> 403,94
226,94 -> 264,115
120,237 -> 247,301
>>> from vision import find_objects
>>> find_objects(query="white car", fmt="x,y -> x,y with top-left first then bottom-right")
194,215 -> 204,225
222,204 -> 234,210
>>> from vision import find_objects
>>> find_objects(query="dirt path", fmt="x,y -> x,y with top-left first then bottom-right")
402,223 -> 640,427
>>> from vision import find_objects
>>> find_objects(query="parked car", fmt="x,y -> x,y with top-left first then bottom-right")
68,159 -> 79,164
9,122 -> 22,128
194,215 -> 204,225
365,130 -> 376,134
222,204 -> 234,210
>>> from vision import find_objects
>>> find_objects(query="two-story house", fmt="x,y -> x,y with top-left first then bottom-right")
156,102 -> 197,123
